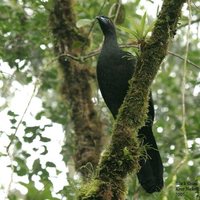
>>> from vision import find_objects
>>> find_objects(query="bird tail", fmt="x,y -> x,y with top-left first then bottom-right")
137,126 -> 163,193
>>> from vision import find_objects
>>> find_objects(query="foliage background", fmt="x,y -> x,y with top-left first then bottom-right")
0,0 -> 199,199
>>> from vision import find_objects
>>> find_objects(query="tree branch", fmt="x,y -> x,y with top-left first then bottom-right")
79,0 -> 186,199
178,17 -> 200,29
168,51 -> 200,70
61,44 -> 200,70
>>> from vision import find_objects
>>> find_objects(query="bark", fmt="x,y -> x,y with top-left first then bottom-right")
78,0 -> 186,199
49,0 -> 104,178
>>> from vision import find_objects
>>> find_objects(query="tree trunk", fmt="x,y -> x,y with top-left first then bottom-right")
49,0 -> 104,178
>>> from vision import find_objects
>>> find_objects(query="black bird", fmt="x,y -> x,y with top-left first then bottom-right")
96,16 -> 163,193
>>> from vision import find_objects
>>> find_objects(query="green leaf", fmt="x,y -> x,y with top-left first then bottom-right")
143,20 -> 155,38
35,111 -> 45,120
33,148 -> 38,151
10,118 -> 17,124
21,151 -> 31,158
23,126 -> 39,143
14,157 -> 28,176
117,25 -> 140,40
32,158 -> 42,173
46,161 -> 56,168
140,12 -> 147,37
41,145 -> 48,155
40,136 -> 51,142
7,110 -> 18,117
22,121 -> 26,126
24,126 -> 40,134
120,13 -> 154,41
8,193 -> 18,200
23,134 -> 37,143
41,124 -> 53,131
16,140 -> 22,150
20,180 -> 56,200
76,19 -> 93,28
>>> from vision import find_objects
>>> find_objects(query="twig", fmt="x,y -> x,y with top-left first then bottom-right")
181,0 -> 191,153
63,53 -> 82,62
6,81 -> 39,153
6,80 -> 38,196
6,153 -> 14,198
81,0 -> 107,51
82,48 -> 101,60
119,43 -> 138,49
168,51 -> 200,70
113,0 -> 122,24
61,44 -> 200,70
178,17 -> 200,29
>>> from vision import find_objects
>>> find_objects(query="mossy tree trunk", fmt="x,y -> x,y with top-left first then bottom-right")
78,0 -> 186,199
49,0 -> 104,178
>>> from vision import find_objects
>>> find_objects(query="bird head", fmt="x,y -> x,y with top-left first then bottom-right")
96,16 -> 116,36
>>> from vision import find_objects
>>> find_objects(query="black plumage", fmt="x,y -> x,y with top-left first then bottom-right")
96,16 -> 163,193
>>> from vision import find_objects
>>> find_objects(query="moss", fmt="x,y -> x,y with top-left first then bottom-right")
97,125 -> 141,182
79,179 -> 126,200
50,0 -> 104,179
79,179 -> 101,199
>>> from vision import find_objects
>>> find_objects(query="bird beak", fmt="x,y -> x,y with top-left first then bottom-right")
96,16 -> 107,24
96,16 -> 101,21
